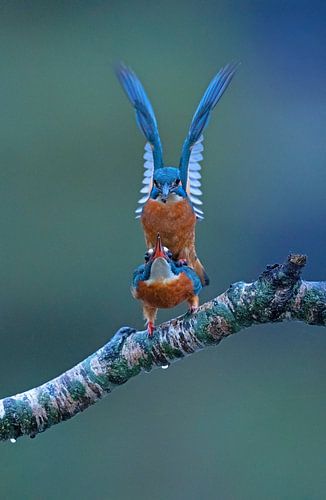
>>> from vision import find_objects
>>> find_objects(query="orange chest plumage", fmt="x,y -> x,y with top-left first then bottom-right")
135,272 -> 194,309
141,198 -> 196,256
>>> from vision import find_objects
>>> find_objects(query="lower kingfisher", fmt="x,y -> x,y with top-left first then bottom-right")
132,234 -> 202,336
117,62 -> 237,286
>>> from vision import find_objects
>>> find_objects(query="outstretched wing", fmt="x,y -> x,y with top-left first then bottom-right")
116,63 -> 163,171
135,142 -> 154,218
179,63 -> 238,219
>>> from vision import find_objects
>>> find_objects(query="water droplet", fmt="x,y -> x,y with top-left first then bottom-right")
161,364 -> 169,370
10,438 -> 16,443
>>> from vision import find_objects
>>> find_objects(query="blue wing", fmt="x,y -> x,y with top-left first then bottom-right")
116,63 -> 163,170
132,264 -> 146,288
179,63 -> 238,207
177,265 -> 202,296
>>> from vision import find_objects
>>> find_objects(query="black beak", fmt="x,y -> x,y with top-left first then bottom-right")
161,182 -> 170,203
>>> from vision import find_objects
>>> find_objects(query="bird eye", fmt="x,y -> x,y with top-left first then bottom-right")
163,246 -> 169,253
153,180 -> 158,187
175,179 -> 180,186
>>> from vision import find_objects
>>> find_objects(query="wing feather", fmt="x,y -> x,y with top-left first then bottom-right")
185,135 -> 204,218
179,63 -> 238,220
135,141 -> 154,218
116,63 -> 163,170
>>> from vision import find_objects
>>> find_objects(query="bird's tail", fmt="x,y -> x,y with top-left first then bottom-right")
193,257 -> 210,287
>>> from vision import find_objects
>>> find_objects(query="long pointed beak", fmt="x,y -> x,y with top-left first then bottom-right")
161,183 -> 170,203
152,233 -> 166,260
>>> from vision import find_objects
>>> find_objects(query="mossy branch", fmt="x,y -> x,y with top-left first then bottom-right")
1,254 -> 325,442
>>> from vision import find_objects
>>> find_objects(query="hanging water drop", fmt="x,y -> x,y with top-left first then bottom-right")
10,438 -> 16,443
161,364 -> 169,370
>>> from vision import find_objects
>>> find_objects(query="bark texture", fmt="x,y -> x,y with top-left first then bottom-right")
1,254 -> 325,442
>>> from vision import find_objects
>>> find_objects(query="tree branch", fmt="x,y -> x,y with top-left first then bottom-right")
1,254 -> 325,442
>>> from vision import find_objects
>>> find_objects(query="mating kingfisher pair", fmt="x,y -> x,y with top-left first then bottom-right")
116,62 -> 237,335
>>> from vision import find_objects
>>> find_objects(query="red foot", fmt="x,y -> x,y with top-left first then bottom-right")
147,321 -> 155,337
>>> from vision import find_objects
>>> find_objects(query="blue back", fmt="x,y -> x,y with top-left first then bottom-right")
133,259 -> 202,296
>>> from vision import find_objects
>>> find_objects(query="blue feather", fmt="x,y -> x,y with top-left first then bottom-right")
116,63 -> 163,169
179,63 -> 238,187
132,258 -> 202,297
182,266 -> 202,296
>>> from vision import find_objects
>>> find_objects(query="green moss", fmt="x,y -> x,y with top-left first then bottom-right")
227,282 -> 254,327
0,411 -> 16,440
137,351 -> 154,371
0,397 -> 37,439
14,398 -> 36,434
295,288 -> 326,324
0,420 -> 13,440
66,380 -> 86,401
83,356 -> 113,392
107,358 -> 141,385
192,302 -> 238,345
84,351 -> 142,388
37,390 -> 60,426
229,279 -> 278,325
160,341 -> 183,359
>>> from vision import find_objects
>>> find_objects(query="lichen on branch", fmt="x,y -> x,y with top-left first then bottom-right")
0,254 -> 325,442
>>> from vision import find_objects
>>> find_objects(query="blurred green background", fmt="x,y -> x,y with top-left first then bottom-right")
0,1 -> 325,499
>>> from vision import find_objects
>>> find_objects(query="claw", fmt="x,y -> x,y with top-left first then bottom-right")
188,305 -> 198,314
176,258 -> 188,267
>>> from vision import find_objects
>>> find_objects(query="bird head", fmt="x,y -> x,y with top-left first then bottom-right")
144,234 -> 176,281
144,233 -> 172,263
151,167 -> 186,203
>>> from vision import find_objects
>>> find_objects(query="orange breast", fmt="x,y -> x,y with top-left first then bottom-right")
135,273 -> 194,309
141,198 -> 196,260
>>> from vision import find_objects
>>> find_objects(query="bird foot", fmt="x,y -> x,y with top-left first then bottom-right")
176,258 -> 188,267
147,321 -> 155,337
188,305 -> 198,314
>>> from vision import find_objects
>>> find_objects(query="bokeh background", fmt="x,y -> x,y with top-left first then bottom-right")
0,1 -> 325,499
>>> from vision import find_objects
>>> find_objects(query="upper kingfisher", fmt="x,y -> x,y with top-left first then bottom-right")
116,62 -> 237,286
132,233 -> 202,336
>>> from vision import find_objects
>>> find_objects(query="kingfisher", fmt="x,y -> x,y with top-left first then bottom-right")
132,234 -> 202,336
117,62 -> 237,286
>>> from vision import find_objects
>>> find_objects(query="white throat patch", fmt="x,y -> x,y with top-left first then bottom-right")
149,258 -> 175,281
157,193 -> 183,204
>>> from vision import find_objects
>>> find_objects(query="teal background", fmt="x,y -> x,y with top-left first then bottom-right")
0,1 -> 326,499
